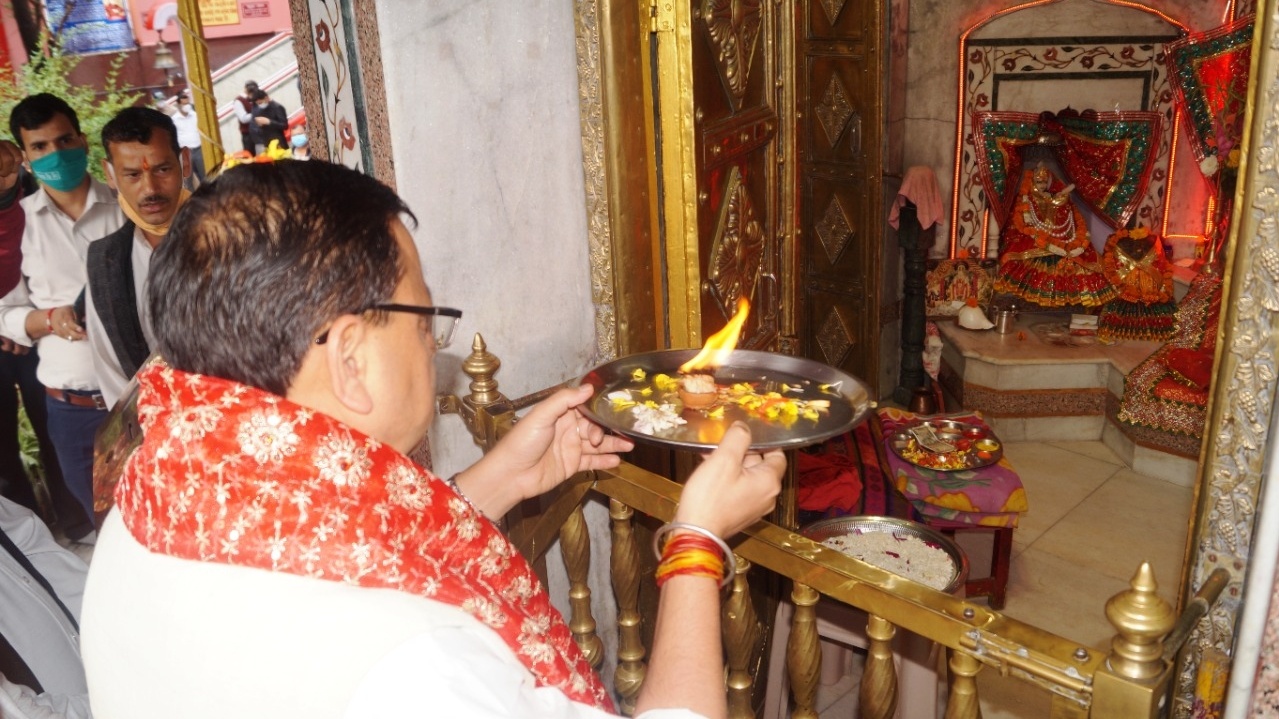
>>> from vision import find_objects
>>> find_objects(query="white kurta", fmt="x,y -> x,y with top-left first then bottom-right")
83,512 -> 703,719
0,497 -> 91,719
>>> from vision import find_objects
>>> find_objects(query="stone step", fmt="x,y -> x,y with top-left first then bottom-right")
935,313 -> 1199,486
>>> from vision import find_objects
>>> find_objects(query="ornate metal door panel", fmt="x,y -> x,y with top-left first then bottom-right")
796,0 -> 882,383
650,0 -> 791,352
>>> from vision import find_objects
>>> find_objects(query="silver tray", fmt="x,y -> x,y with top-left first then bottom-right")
887,418 -> 1003,472
802,515 -> 968,594
579,349 -> 873,451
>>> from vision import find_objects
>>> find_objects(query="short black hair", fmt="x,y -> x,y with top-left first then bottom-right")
149,161 -> 417,395
8,93 -> 80,148
101,107 -> 180,162
251,89 -> 268,103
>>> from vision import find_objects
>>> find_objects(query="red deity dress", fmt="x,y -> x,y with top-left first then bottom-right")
1097,229 -> 1177,342
994,169 -> 1117,308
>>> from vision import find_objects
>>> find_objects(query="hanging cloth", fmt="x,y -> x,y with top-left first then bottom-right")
971,111 -> 1042,226
1043,109 -> 1161,229
1165,15 -> 1255,171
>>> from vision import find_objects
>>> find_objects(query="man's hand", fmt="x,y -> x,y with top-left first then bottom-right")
254,117 -> 270,126
672,422 -> 785,539
0,140 -> 22,193
25,305 -> 86,342
454,384 -> 634,519
0,337 -> 28,355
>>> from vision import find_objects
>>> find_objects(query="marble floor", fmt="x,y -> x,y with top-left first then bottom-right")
812,438 -> 1195,718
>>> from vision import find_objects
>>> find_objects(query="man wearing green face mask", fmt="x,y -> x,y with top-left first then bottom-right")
0,94 -> 124,543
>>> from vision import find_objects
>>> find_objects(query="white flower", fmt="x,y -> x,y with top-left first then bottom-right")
313,432 -> 373,488
169,405 -> 223,442
385,465 -> 432,509
631,403 -> 686,434
1200,154 -> 1219,176
237,411 -> 300,464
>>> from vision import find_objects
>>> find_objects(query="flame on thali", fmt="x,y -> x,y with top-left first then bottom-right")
679,298 -> 750,373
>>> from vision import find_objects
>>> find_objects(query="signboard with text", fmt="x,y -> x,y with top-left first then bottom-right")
200,0 -> 241,27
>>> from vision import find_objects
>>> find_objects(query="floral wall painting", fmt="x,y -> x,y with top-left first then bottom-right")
307,0 -> 373,174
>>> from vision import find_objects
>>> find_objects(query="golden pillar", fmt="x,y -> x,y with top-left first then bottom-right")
176,0 -> 223,171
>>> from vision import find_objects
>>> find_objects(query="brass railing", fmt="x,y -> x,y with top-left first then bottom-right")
439,335 -> 1229,718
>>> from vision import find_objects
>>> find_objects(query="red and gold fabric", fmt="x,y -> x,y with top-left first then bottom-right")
1043,110 -> 1161,229
972,112 -> 1042,225
113,364 -> 613,710
1098,227 -> 1177,342
1118,274 -> 1223,437
1165,15 -> 1255,169
973,110 -> 1160,230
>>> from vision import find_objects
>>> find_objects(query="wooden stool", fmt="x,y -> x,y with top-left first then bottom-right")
932,523 -> 1013,609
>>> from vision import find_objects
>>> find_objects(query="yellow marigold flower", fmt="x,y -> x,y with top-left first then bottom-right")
1130,227 -> 1149,240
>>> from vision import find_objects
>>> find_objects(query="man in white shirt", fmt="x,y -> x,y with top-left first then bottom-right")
169,90 -> 203,187
82,161 -> 785,718
84,107 -> 190,411
0,495 -> 92,719
0,94 -> 124,539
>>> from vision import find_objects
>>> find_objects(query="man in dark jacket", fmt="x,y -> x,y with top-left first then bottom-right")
248,89 -> 288,154
86,108 -> 190,412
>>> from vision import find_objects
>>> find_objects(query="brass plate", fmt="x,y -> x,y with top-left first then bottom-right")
888,419 -> 1004,472
580,349 -> 873,451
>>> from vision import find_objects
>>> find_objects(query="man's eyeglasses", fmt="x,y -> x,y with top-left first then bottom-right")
315,304 -> 463,349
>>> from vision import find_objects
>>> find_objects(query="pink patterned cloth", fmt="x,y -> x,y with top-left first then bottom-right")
888,166 -> 944,230
877,408 -> 1028,528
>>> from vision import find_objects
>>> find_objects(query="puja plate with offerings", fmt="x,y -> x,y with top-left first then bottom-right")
579,349 -> 873,451
888,418 -> 1003,472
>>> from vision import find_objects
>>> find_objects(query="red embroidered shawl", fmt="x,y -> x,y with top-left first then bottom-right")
115,364 -> 613,709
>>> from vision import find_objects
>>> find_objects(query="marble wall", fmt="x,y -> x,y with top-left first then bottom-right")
374,0 -> 599,478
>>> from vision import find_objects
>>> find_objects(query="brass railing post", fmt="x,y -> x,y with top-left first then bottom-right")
787,582 -> 821,719
436,334 -> 514,451
945,648 -> 983,719
723,556 -> 760,718
610,499 -> 647,713
560,505 -> 603,668
1091,562 -> 1176,719
861,613 -> 899,719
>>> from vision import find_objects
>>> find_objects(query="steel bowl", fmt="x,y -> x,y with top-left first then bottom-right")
801,515 -> 969,594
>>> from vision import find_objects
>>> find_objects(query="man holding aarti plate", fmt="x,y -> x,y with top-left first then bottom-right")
80,160 -> 786,719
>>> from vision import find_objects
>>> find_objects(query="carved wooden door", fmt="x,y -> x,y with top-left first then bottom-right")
648,0 -> 793,353
795,0 -> 883,384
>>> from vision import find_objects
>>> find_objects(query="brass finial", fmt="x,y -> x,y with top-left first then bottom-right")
1105,562 -> 1176,680
461,333 -> 502,407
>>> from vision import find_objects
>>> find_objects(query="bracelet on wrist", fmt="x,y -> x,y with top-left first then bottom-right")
44,308 -> 54,334
444,473 -> 477,510
652,521 -> 736,588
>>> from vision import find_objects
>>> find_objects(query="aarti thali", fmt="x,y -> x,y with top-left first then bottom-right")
887,418 -> 1003,472
580,349 -> 873,451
